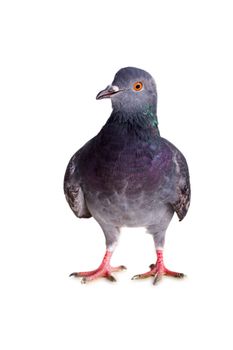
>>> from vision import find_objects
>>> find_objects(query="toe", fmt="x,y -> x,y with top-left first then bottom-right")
164,268 -> 186,278
111,265 -> 127,272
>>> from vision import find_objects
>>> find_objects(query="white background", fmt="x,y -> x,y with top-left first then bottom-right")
1,0 -> 233,349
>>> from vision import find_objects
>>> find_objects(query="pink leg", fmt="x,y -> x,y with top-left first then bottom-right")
132,249 -> 185,285
70,250 -> 126,283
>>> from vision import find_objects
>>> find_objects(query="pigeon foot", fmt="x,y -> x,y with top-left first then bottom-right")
69,250 -> 126,283
132,249 -> 185,285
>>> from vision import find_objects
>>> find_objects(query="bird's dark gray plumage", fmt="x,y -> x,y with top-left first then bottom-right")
64,67 -> 190,284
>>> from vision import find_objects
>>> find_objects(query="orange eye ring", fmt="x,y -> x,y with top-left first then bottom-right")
133,81 -> 143,91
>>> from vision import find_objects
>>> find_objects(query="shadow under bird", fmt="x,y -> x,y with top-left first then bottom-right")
64,67 -> 191,285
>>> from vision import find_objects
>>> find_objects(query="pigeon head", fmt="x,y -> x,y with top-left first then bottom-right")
96,67 -> 157,116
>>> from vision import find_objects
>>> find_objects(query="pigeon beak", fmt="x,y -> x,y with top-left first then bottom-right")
96,85 -> 121,100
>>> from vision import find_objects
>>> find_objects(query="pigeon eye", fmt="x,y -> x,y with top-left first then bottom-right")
133,82 -> 143,91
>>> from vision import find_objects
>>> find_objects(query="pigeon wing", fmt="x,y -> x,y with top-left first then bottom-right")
171,151 -> 191,221
64,151 -> 91,219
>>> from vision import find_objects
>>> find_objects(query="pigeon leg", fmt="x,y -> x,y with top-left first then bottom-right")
132,249 -> 185,285
70,250 -> 126,283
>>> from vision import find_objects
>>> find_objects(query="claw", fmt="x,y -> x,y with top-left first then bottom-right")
106,274 -> 117,282
179,273 -> 185,278
153,273 -> 162,285
81,277 -> 87,284
131,273 -> 151,280
69,272 -> 78,277
131,274 -> 140,280
171,272 -> 185,278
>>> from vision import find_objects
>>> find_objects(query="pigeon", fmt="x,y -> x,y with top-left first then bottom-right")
64,67 -> 190,285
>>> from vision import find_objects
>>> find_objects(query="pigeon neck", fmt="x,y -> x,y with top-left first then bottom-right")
107,106 -> 160,139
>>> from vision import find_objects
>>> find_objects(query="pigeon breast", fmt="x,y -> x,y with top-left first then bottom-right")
76,117 -> 180,228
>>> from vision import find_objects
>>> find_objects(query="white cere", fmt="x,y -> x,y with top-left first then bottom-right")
111,85 -> 120,92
